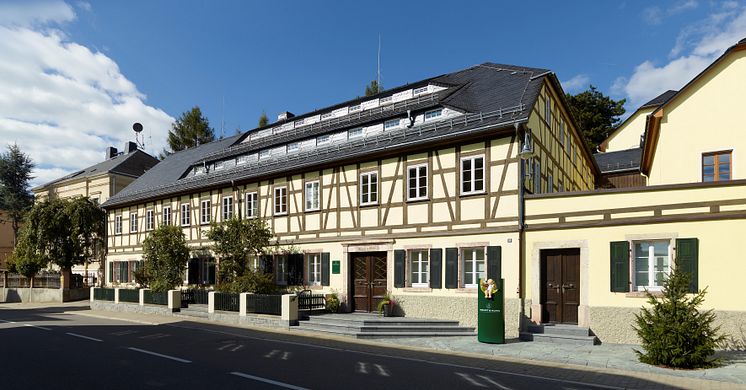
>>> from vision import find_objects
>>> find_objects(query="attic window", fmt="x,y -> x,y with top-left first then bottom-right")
384,119 -> 401,130
321,112 -> 333,120
413,86 -> 428,95
259,149 -> 271,159
317,134 -> 331,145
348,127 -> 364,139
424,109 -> 442,121
349,105 -> 361,112
194,166 -> 206,175
294,119 -> 305,127
287,142 -> 300,153
236,155 -> 249,165
380,96 -> 393,105
214,161 -> 224,170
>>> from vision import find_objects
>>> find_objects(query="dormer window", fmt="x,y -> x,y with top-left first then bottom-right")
321,112 -> 333,120
349,104 -> 362,112
348,127 -> 364,139
317,134 -> 331,145
380,96 -> 393,105
414,86 -> 428,95
194,166 -> 206,175
424,109 -> 442,121
236,155 -> 249,165
384,119 -> 401,130
214,161 -> 224,170
294,118 -> 305,127
287,142 -> 300,153
259,149 -> 271,159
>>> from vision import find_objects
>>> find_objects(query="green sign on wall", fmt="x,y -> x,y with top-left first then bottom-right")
478,278 -> 505,344
332,260 -> 340,274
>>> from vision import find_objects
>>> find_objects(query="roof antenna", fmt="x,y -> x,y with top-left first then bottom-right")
221,94 -> 225,139
377,34 -> 382,90
132,122 -> 145,149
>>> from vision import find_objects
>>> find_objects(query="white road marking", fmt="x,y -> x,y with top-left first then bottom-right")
127,347 -> 191,363
169,324 -> 624,390
356,362 -> 368,374
24,323 -> 51,331
111,330 -> 138,336
374,364 -> 390,377
264,349 -> 280,358
231,344 -> 244,352
478,375 -> 514,390
229,371 -> 310,390
457,372 -> 488,387
66,332 -> 103,342
218,343 -> 235,351
281,351 -> 291,360
139,333 -> 170,339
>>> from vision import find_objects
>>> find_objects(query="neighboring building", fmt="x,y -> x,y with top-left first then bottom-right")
102,63 -> 598,337
600,90 -> 676,153
0,210 -> 14,271
524,38 -> 746,343
32,142 -> 159,283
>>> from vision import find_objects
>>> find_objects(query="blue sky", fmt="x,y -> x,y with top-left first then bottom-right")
2,0 -> 745,185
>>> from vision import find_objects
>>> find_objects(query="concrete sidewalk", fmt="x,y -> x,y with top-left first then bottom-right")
4,301 -> 745,389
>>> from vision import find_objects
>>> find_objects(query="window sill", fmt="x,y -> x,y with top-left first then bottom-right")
625,291 -> 663,298
306,285 -> 323,290
406,197 -> 429,204
460,191 -> 486,198
456,288 -> 479,294
359,202 -> 379,208
402,287 -> 432,293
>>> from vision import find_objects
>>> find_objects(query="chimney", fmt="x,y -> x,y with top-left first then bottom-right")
124,141 -> 138,154
277,111 -> 294,122
106,147 -> 118,160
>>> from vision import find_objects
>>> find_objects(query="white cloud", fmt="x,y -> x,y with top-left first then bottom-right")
561,74 -> 590,93
0,1 -> 75,27
617,3 -> 746,108
0,1 -> 173,187
643,0 -> 699,25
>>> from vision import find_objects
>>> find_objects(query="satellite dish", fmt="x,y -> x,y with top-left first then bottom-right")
133,122 -> 143,133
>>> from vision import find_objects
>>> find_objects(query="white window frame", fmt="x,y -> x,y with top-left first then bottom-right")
114,215 -> 122,235
146,209 -> 154,231
287,142 -> 300,153
424,109 -> 442,121
407,163 -> 428,201
130,213 -> 138,233
633,240 -> 672,292
317,134 -> 331,145
214,160 -> 224,170
408,249 -> 429,288
307,253 -> 321,286
359,171 -> 378,206
274,186 -> 287,216
180,204 -> 190,226
200,200 -> 211,225
259,149 -> 271,159
461,247 -> 486,289
460,155 -> 485,195
275,255 -> 288,285
384,119 -> 400,130
305,181 -> 320,212
246,192 -> 258,218
222,196 -> 233,220
348,127 -> 364,139
413,86 -> 428,95
163,206 -> 171,226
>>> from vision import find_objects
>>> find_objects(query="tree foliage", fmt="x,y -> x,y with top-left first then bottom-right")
258,111 -> 269,127
0,144 -> 34,246
205,217 -> 273,287
634,259 -> 725,368
161,106 -> 215,159
365,80 -> 382,96
565,86 -> 626,152
12,197 -> 104,273
141,225 -> 190,292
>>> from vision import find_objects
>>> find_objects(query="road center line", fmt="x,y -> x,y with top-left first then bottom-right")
24,323 -> 52,331
127,347 -> 191,363
66,332 -> 103,342
229,372 -> 309,390
0,319 -> 16,323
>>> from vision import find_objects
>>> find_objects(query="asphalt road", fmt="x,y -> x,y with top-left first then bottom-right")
0,306 -> 679,390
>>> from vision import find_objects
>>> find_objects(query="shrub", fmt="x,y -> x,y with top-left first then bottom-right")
634,258 -> 725,368
217,270 -> 276,294
325,293 -> 340,313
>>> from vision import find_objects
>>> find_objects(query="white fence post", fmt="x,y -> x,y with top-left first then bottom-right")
139,288 -> 146,306
208,291 -> 216,314
239,293 -> 248,317
114,287 -> 120,304
167,290 -> 181,312
90,286 -> 95,303
281,294 -> 298,327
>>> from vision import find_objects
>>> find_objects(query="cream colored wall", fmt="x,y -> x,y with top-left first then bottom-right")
648,50 -> 746,185
33,173 -> 135,204
527,82 -> 595,194
604,107 -> 653,152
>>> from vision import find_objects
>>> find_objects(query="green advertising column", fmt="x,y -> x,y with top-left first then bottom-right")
478,278 -> 505,344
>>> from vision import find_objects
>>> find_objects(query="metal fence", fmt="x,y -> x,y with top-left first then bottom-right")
246,294 -> 282,315
118,289 -> 140,303
214,292 -> 239,312
94,287 -> 115,301
181,288 -> 209,306
143,290 -> 168,305
298,292 -> 326,311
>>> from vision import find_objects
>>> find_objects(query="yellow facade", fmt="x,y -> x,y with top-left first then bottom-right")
602,107 -> 652,153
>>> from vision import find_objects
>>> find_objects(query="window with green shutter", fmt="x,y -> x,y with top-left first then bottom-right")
610,241 -> 630,292
676,238 -> 699,293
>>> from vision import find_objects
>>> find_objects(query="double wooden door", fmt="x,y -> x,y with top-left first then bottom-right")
541,249 -> 580,324
351,252 -> 387,312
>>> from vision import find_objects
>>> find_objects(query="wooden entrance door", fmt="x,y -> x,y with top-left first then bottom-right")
541,249 -> 580,324
351,252 -> 387,312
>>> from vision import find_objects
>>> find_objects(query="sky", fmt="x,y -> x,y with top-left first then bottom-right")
1,0 -> 746,187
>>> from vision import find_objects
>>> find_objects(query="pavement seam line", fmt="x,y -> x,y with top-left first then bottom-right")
229,371 -> 310,390
127,347 -> 192,363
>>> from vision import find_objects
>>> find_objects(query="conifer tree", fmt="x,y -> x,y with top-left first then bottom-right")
160,106 -> 215,159
258,111 -> 269,127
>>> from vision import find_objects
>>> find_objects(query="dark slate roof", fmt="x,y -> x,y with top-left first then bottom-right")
594,148 -> 642,173
34,149 -> 159,191
641,90 -> 678,109
102,62 -> 554,208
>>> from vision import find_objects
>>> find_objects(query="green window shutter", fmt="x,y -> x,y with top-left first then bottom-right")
108,261 -> 113,283
445,248 -> 458,289
487,246 -> 502,281
429,248 -> 442,289
261,255 -> 273,275
288,254 -> 304,285
610,241 -> 630,292
321,252 -> 330,286
676,238 -> 699,293
394,250 -> 406,288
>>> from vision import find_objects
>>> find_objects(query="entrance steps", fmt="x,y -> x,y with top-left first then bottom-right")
176,304 -> 209,319
519,323 -> 599,346
293,313 -> 475,339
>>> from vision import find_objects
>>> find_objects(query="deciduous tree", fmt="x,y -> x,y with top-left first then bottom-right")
141,225 -> 190,292
206,217 -> 273,284
565,86 -> 626,152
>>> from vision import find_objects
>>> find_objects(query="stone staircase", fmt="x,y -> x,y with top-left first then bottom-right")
519,323 -> 599,345
176,304 -> 209,319
293,313 -> 475,339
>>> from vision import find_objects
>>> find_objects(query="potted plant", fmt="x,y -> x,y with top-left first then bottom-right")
377,291 -> 396,317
